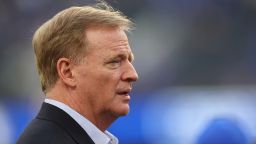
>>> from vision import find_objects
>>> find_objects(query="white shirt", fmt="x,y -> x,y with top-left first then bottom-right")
44,99 -> 118,144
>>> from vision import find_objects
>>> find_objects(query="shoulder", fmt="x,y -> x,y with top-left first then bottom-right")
17,118 -> 76,144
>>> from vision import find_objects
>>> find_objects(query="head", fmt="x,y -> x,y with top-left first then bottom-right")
33,2 -> 133,93
33,2 -> 138,126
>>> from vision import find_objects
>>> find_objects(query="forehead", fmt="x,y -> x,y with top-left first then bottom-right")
85,26 -> 132,54
85,26 -> 128,45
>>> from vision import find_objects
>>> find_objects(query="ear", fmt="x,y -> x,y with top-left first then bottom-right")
56,58 -> 76,87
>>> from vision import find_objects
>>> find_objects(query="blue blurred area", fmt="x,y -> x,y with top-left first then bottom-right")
4,101 -> 34,143
1,98 -> 36,144
197,118 -> 249,144
2,87 -> 256,144
114,88 -> 256,144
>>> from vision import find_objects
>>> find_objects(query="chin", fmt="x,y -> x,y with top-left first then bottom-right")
113,104 -> 130,116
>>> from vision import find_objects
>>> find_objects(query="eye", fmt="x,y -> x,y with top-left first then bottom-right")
107,60 -> 121,69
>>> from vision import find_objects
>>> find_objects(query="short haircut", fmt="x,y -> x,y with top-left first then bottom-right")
33,2 -> 133,93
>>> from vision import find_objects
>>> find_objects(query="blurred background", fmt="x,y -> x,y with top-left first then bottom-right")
1,0 -> 256,143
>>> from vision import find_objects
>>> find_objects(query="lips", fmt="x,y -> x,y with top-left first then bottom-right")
116,88 -> 132,96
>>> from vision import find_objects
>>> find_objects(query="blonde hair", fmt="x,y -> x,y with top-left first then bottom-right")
33,2 -> 133,93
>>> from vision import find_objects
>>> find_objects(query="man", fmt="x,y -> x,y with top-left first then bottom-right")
17,2 -> 138,144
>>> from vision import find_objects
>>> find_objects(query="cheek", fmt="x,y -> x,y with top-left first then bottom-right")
79,65 -> 121,96
98,72 -> 119,89
96,71 -> 121,95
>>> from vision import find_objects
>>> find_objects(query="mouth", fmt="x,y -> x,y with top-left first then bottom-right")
116,88 -> 132,96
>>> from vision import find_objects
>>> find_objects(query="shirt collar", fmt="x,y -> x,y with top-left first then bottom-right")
44,99 -> 118,144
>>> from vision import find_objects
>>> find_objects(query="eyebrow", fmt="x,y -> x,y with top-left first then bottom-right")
108,52 -> 134,62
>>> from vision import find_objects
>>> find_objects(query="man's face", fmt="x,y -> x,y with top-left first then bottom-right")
74,27 -> 138,118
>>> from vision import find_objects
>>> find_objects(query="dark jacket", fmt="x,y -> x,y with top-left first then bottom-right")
17,102 -> 95,144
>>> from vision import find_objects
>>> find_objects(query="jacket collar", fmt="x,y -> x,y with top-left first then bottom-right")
36,102 -> 95,144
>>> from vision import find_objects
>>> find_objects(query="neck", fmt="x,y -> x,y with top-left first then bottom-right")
46,84 -> 117,132
92,112 -> 118,131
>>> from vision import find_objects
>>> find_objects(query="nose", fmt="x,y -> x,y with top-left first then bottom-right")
122,62 -> 138,82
